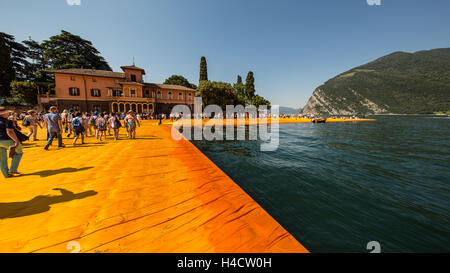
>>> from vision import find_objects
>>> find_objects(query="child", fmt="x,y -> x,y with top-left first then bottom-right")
72,112 -> 85,145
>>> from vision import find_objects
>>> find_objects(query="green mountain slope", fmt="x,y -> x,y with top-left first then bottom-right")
302,48 -> 450,115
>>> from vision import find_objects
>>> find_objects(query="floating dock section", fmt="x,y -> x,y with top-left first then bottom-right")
0,121 -> 308,253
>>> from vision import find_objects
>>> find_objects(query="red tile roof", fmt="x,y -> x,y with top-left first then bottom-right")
120,65 -> 146,74
47,69 -> 125,78
145,83 -> 196,91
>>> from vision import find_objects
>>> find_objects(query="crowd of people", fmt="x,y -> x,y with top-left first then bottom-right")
0,106 -> 145,179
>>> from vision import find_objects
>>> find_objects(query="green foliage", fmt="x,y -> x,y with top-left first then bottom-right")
245,71 -> 256,103
0,32 -> 30,81
236,75 -> 242,84
0,35 -> 13,98
22,39 -> 50,82
164,75 -> 197,89
252,95 -> 271,108
234,82 -> 246,96
6,81 -> 37,106
305,48 -> 450,114
196,80 -> 271,111
433,110 -> 450,115
199,56 -> 208,82
42,30 -> 111,71
196,81 -> 239,110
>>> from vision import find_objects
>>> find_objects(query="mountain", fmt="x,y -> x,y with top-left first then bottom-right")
279,106 -> 303,114
302,48 -> 450,115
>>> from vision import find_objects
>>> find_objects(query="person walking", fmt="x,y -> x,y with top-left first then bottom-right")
66,109 -> 74,137
124,111 -> 140,139
96,114 -> 107,141
0,107 -> 23,178
23,110 -> 42,141
72,112 -> 85,145
44,106 -> 65,150
109,112 -> 122,140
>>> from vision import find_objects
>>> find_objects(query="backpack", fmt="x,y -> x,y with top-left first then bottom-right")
98,118 -> 106,129
22,118 -> 30,127
67,113 -> 74,122
114,117 -> 122,128
89,116 -> 97,125
72,118 -> 83,129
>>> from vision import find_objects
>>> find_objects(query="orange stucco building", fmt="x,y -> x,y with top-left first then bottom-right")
41,66 -> 195,114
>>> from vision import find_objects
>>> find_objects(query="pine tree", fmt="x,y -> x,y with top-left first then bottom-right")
42,30 -> 112,71
0,32 -> 30,81
23,39 -> 49,82
199,56 -> 208,82
0,35 -> 13,98
245,71 -> 256,102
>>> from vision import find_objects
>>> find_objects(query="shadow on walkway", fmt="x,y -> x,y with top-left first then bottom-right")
0,188 -> 98,219
22,167 -> 93,178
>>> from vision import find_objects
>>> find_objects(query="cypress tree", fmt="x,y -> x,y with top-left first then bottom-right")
245,71 -> 255,102
199,56 -> 208,82
236,75 -> 242,85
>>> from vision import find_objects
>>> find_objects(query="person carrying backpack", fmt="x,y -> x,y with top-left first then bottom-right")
66,109 -> 74,137
23,110 -> 42,141
109,112 -> 122,140
96,114 -> 107,141
72,112 -> 85,146
88,114 -> 97,137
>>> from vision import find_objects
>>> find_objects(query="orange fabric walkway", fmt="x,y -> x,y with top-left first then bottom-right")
0,120 -> 308,253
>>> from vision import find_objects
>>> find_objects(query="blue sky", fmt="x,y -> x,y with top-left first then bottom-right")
1,0 -> 449,108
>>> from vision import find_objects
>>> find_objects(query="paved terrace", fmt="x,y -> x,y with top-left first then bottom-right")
0,120 -> 309,253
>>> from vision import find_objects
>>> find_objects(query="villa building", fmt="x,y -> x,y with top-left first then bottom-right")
41,65 -> 196,114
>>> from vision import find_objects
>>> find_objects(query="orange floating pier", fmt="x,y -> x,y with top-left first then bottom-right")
171,117 -> 377,127
0,120 -> 308,253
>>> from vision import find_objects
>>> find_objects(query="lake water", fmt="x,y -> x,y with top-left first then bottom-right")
193,116 -> 450,253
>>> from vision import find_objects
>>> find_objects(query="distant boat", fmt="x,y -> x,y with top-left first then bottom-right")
312,118 -> 327,124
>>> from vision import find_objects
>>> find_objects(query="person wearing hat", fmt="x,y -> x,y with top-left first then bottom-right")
124,110 -> 140,139
0,107 -> 23,178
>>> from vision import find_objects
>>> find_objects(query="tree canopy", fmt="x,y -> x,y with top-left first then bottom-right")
41,30 -> 111,71
196,81 -> 239,110
164,75 -> 197,89
0,32 -> 30,81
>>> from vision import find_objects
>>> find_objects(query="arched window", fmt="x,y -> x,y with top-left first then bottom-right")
69,87 -> 80,96
188,93 -> 192,101
179,93 -> 183,100
130,88 -> 136,97
157,91 -> 162,99
168,92 -> 172,100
